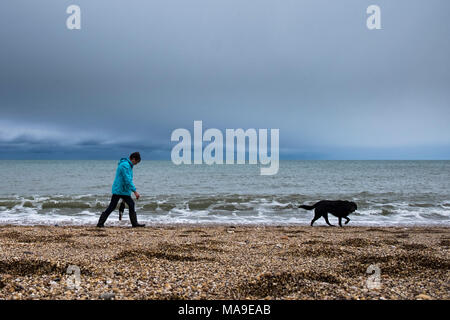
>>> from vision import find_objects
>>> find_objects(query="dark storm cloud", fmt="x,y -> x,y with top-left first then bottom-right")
0,0 -> 449,159
0,120 -> 169,159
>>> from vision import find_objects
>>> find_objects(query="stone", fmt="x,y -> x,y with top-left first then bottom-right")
415,294 -> 432,300
100,292 -> 115,300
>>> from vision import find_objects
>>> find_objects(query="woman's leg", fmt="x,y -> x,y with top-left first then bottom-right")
97,194 -> 121,227
121,195 -> 144,227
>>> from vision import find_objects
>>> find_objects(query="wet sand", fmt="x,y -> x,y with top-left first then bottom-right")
0,225 -> 448,300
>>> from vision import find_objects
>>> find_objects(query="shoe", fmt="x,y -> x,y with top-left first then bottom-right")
132,223 -> 145,228
97,211 -> 109,227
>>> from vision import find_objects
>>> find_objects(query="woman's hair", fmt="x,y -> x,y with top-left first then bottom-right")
129,152 -> 141,163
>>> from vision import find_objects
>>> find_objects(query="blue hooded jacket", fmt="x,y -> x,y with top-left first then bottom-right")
111,158 -> 137,196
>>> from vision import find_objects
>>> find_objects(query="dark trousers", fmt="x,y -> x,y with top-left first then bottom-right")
97,194 -> 139,226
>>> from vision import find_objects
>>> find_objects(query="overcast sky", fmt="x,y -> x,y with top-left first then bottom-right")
1,0 -> 449,159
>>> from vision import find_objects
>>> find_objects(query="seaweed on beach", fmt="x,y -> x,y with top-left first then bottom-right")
381,239 -> 401,245
340,238 -> 380,247
114,243 -> 216,262
401,243 -> 429,251
0,259 -> 92,277
199,234 -> 211,238
302,240 -> 332,245
234,271 -> 341,299
0,231 -> 73,243
341,253 -> 450,278
180,229 -> 208,234
114,249 -> 211,262
284,229 -> 308,234
0,259 -> 65,276
365,228 -> 383,232
93,233 -> 109,238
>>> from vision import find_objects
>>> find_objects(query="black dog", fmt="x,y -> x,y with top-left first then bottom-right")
299,200 -> 357,227
118,201 -> 126,221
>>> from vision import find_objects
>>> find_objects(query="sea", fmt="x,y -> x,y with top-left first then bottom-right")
0,160 -> 449,226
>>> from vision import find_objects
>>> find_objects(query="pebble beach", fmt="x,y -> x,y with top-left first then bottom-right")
0,225 -> 448,300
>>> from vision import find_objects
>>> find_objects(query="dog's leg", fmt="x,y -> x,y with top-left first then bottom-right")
345,217 -> 350,224
323,213 -> 335,227
338,217 -> 343,227
118,201 -> 126,221
310,210 -> 321,227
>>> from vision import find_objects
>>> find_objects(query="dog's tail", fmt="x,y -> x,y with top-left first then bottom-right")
298,204 -> 316,210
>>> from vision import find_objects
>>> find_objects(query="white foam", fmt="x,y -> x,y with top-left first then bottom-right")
0,193 -> 449,226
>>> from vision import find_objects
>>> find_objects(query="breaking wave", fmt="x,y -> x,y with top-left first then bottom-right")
0,193 -> 449,226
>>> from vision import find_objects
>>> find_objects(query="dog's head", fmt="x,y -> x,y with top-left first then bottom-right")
349,202 -> 357,212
